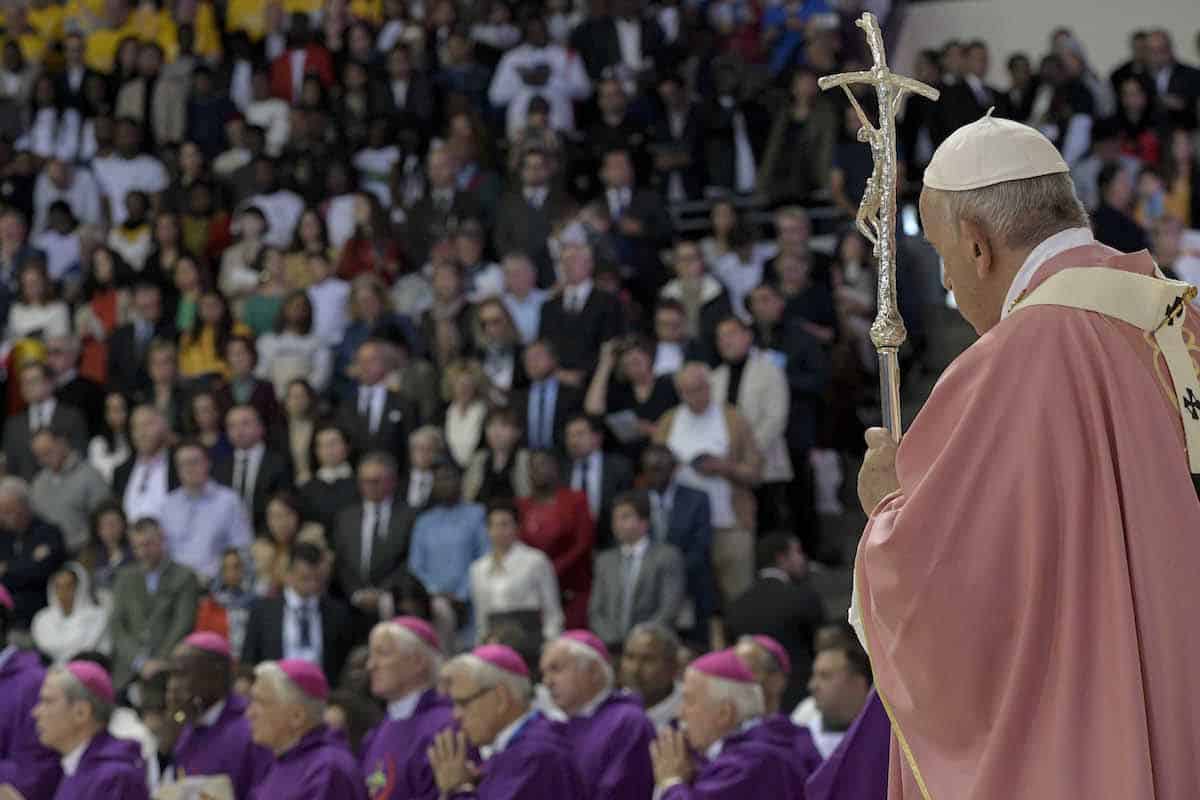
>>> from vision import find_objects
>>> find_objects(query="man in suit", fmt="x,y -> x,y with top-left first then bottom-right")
512,339 -> 582,453
1147,29 -> 1200,129
47,334 -> 105,439
596,147 -> 673,305
110,517 -> 201,689
383,43 -> 436,148
336,339 -> 420,473
724,533 -> 827,710
107,281 -> 176,396
649,72 -> 705,202
640,444 -> 715,644
2,361 -> 88,481
936,40 -> 1008,144
404,146 -> 478,267
241,542 -> 355,686
570,0 -> 668,83
589,490 -> 684,651
493,148 -> 576,283
403,426 -> 443,512
565,414 -> 633,550
700,57 -> 769,195
332,452 -> 417,619
213,405 -> 293,530
0,476 -> 67,630
536,236 -> 626,383
113,405 -> 179,526
56,32 -> 104,115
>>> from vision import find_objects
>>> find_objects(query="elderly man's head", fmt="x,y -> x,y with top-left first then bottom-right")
174,442 -> 211,492
0,477 -> 32,533
678,658 -> 764,752
357,452 -> 399,504
540,634 -> 612,716
31,427 -> 70,473
734,636 -> 790,715
246,661 -> 327,754
367,618 -> 443,702
129,405 -> 168,456
33,663 -> 114,755
441,651 -> 533,747
674,362 -> 713,414
355,340 -> 392,386
620,624 -> 680,709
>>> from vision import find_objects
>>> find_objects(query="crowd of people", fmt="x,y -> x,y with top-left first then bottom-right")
0,0 -> 1195,796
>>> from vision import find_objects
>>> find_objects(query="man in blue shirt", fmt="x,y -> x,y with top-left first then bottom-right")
160,442 -> 253,582
407,463 -> 490,648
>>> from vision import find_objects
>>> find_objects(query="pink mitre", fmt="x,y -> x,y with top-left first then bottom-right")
751,635 -> 792,675
184,632 -> 232,659
690,649 -> 756,683
560,629 -> 610,661
472,644 -> 529,678
389,616 -> 441,651
277,659 -> 330,701
65,661 -> 115,705
0,584 -> 12,612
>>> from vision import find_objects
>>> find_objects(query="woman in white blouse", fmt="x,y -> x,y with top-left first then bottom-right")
469,498 -> 563,650
255,290 -> 333,397
5,259 -> 71,343
88,391 -> 132,485
443,359 -> 489,468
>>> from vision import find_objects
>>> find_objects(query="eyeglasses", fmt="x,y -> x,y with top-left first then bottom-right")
449,686 -> 494,710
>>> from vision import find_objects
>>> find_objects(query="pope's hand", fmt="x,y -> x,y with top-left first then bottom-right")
858,427 -> 900,514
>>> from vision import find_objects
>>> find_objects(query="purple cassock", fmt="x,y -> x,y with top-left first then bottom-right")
563,691 -> 656,800
174,693 -> 272,799
53,731 -> 149,800
758,713 -> 823,781
448,712 -> 589,800
805,691 -> 889,800
359,689 -> 454,800
0,648 -> 62,800
661,723 -> 806,800
253,725 -> 368,800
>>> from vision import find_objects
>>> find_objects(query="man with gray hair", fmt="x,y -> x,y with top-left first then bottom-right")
29,426 -> 110,554
27,660 -> 149,798
247,659 -> 365,797
857,112 -> 1200,797
539,630 -> 654,799
428,644 -> 586,798
0,475 -> 66,629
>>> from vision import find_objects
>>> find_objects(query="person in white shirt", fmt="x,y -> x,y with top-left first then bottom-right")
90,119 -> 168,227
470,498 -> 564,648
255,290 -> 334,396
120,406 -> 173,525
159,442 -> 253,581
32,159 -> 103,234
31,563 -> 110,665
244,69 -> 291,157
243,157 -> 304,249
501,253 -> 548,345
306,252 -> 351,347
488,16 -> 591,140
405,426 -> 444,509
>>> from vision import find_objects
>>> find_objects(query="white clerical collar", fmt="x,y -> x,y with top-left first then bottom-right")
758,567 -> 790,583
483,709 -> 536,759
574,687 -> 613,719
387,688 -> 426,720
0,645 -> 15,672
620,538 -> 650,560
61,738 -> 89,776
705,717 -> 762,761
1002,227 -> 1096,320
199,699 -> 226,728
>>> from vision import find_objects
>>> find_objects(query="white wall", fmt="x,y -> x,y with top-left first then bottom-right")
891,0 -> 1200,86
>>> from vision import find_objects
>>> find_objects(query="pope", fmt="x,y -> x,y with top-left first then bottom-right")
428,644 -> 588,799
246,659 -> 367,800
649,649 -> 807,798
168,632 -> 271,799
359,616 -> 453,800
541,630 -> 656,800
857,111 -> 1200,798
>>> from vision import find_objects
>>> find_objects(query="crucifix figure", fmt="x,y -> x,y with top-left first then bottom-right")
818,12 -> 939,441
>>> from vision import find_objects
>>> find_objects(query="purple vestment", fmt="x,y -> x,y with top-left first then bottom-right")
52,731 -> 149,800
563,691 -> 655,800
449,713 -> 589,800
662,724 -> 807,800
0,649 -> 62,800
804,691 -> 889,800
174,693 -> 272,799
359,689 -> 454,800
253,725 -> 368,800
759,713 -> 822,781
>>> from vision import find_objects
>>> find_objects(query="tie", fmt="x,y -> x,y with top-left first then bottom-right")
361,504 -> 377,577
234,452 -> 249,504
651,492 -> 668,542
620,551 -> 638,630
375,502 -> 386,541
298,602 -> 313,648
535,384 -> 549,448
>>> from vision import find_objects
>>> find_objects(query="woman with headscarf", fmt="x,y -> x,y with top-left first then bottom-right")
31,562 -> 111,664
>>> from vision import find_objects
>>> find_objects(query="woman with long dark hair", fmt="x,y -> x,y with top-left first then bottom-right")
255,290 -> 333,397
88,390 -> 132,485
178,289 -> 251,381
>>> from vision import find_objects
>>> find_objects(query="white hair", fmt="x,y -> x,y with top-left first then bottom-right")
0,476 -> 29,504
253,662 -> 325,726
554,638 -> 614,689
931,172 -> 1089,251
674,361 -> 711,390
371,621 -> 444,676
443,654 -> 533,704
408,426 -> 445,453
692,669 -> 765,724
49,667 -> 113,725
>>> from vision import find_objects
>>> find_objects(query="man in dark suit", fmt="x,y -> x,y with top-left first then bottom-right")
596,147 -> 674,304
47,334 -> 105,439
331,452 -> 417,620
107,281 -> 176,396
589,490 -> 685,651
641,444 -> 715,643
649,72 -> 705,202
1109,30 -> 1151,95
700,57 -> 769,195
241,542 -> 355,686
565,414 -> 634,550
1147,29 -> 1200,129
724,533 -> 827,710
569,0 -> 667,83
0,477 -> 67,629
536,236 -> 627,382
56,32 -> 104,115
383,42 -> 436,147
2,362 -> 88,481
404,146 -> 478,267
493,148 -> 576,284
109,517 -> 201,689
511,339 -> 583,453
335,339 -> 420,474
213,405 -> 293,530
936,41 -> 1009,143
112,405 -> 178,524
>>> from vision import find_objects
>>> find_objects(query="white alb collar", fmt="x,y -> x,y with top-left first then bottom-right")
1002,227 -> 1096,319
387,688 -> 426,720
61,739 -> 89,776
704,717 -> 762,761
199,699 -> 227,728
574,687 -> 613,719
482,709 -> 536,760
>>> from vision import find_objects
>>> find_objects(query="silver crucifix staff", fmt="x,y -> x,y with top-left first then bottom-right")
819,13 -> 939,442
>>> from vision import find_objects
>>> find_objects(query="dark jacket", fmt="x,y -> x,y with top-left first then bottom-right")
240,594 -> 355,687
0,517 -> 66,628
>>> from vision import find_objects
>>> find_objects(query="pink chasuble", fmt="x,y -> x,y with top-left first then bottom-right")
857,243 -> 1200,800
